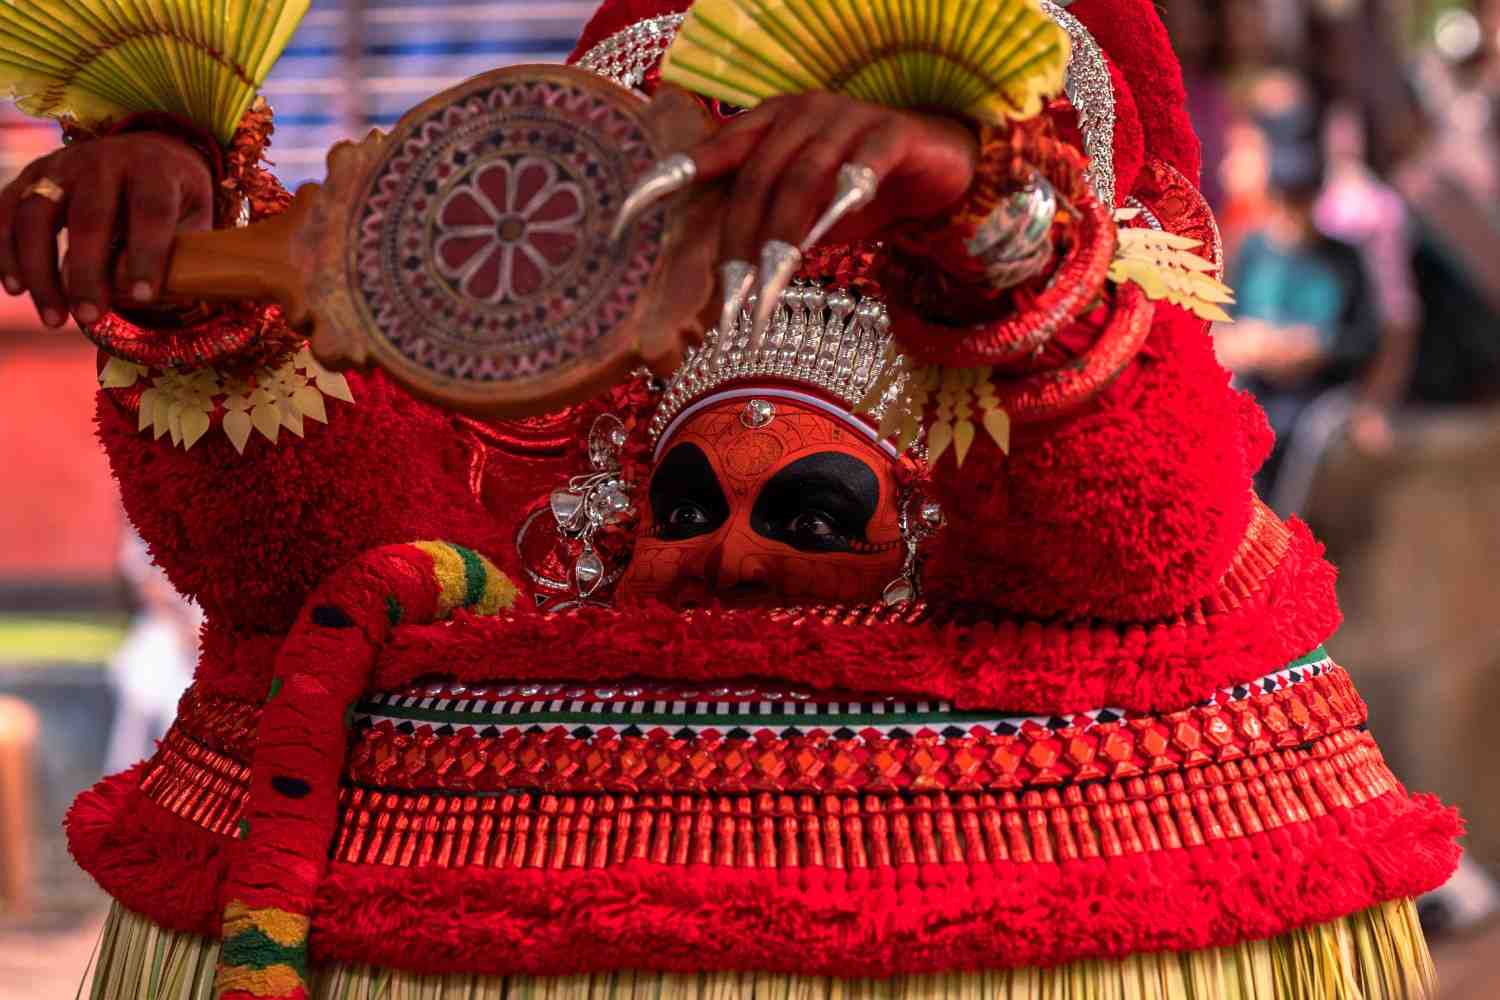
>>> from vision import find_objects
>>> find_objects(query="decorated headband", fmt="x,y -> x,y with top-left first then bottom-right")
648,286 -> 908,462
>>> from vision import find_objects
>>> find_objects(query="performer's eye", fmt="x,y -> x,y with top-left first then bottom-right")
785,509 -> 854,552
752,452 -> 879,554
667,503 -> 713,529
650,444 -> 728,540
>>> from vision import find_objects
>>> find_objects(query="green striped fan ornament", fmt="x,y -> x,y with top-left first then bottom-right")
660,0 -> 1071,125
0,0 -> 310,144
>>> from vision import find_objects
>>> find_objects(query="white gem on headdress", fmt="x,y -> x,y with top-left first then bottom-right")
741,399 -> 776,428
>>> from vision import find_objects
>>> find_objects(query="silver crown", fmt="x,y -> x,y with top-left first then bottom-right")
649,283 -> 908,443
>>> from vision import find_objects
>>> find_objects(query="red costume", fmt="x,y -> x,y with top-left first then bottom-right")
61,1 -> 1458,997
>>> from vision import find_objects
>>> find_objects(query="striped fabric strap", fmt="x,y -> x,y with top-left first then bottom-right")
214,541 -> 516,1000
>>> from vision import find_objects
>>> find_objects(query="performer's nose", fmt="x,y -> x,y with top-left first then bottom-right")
703,528 -> 771,594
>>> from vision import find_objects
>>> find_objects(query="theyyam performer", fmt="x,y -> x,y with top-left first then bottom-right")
0,0 -> 1460,997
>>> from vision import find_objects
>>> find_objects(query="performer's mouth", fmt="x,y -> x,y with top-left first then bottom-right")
643,578 -> 776,611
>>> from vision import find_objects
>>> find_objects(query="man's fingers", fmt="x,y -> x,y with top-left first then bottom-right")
122,172 -> 185,304
65,170 -> 123,323
756,117 -> 880,253
719,104 -> 845,263
685,103 -> 779,181
14,185 -> 69,327
0,159 -> 50,295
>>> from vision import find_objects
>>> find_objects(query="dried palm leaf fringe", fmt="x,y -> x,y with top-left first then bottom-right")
84,897 -> 1434,1000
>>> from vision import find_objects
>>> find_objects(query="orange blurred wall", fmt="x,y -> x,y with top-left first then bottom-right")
0,297 -> 121,582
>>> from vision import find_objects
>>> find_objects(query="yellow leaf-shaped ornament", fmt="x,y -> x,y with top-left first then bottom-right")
222,409 -> 253,454
292,386 -> 328,424
99,357 -> 145,390
982,406 -> 1012,454
251,402 -> 282,443
180,408 -> 212,450
137,388 -> 158,433
314,368 -> 354,404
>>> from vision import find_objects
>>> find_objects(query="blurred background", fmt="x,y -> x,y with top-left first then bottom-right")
3,0 -> 1500,996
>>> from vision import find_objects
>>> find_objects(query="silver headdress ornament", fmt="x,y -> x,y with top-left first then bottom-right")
648,283 -> 909,453
576,14 -> 686,91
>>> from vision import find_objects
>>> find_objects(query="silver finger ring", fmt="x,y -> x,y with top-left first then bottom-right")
23,177 -> 65,204
610,153 -> 698,242
801,162 -> 879,251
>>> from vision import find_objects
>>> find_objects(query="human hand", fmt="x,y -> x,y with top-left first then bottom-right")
0,133 -> 215,329
615,91 -> 979,338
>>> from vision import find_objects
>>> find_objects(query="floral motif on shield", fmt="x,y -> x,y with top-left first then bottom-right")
433,157 -> 585,304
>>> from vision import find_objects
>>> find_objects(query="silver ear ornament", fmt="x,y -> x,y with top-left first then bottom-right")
547,414 -> 636,599
882,494 -> 945,606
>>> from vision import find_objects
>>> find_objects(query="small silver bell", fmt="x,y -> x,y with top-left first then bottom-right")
881,579 -> 915,606
550,489 -> 584,530
575,547 -> 606,596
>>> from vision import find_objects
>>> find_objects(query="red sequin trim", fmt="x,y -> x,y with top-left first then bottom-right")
991,281 -> 1154,424
137,727 -> 1399,869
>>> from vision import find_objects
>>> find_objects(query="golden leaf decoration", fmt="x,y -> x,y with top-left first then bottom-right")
1109,210 -> 1236,323
108,343 -> 356,453
859,356 -> 1012,469
99,357 -> 146,390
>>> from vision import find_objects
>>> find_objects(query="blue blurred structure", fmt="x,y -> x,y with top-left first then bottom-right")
264,0 -> 596,187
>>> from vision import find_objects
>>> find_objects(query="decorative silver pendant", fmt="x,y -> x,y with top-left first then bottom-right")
575,547 -> 606,596
538,413 -> 638,603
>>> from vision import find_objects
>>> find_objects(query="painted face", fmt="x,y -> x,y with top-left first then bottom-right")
619,396 -> 906,608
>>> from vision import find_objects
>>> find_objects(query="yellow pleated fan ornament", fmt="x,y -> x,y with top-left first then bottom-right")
0,0 -> 310,144
661,0 -> 1070,125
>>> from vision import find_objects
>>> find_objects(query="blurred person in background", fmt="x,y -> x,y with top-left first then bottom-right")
103,530 -> 199,776
1395,2 -> 1500,408
1255,98 -> 1425,513
1214,70 -> 1379,509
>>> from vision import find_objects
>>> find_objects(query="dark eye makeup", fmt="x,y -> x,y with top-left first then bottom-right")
648,446 -> 882,553
649,443 -> 729,540
750,452 -> 879,553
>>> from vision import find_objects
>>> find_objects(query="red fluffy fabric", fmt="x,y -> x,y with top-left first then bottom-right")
362,519 -> 1337,716
922,304 -> 1257,622
99,369 -> 568,634
65,766 -> 229,938
1069,0 -> 1201,184
68,770 -> 1458,976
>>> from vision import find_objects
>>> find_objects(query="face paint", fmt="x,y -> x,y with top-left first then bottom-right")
620,397 -> 905,608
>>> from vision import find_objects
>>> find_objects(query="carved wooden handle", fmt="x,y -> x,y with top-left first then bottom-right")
161,188 -> 321,327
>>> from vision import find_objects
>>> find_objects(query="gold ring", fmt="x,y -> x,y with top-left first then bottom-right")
23,177 -> 65,204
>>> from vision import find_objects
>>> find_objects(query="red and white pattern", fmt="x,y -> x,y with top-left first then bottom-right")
433,157 -> 585,304
351,75 -> 665,385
